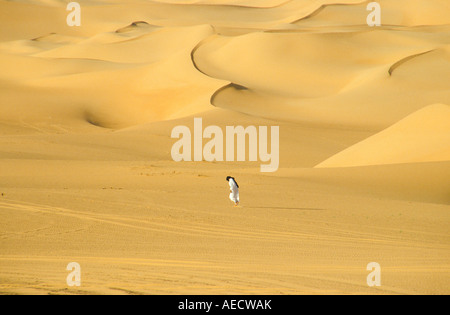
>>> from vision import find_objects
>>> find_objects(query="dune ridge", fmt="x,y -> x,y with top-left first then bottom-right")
194,28 -> 449,128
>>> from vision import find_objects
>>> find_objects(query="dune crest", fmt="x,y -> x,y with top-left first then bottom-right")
115,21 -> 153,33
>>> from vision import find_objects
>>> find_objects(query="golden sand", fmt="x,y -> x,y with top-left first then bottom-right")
0,0 -> 449,294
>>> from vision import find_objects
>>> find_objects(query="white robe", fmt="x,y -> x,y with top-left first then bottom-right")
228,178 -> 239,204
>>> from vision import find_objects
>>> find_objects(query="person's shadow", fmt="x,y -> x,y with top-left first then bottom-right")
243,206 -> 325,211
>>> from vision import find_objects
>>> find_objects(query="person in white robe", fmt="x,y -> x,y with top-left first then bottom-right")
226,176 -> 239,206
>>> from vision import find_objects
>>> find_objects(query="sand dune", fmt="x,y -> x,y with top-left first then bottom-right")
0,21 -> 225,128
195,28 -> 450,128
0,0 -> 449,295
295,0 -> 450,27
316,104 -> 450,168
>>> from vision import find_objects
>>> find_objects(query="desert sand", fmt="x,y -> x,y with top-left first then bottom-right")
0,0 -> 449,295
